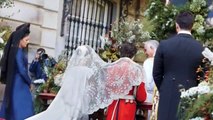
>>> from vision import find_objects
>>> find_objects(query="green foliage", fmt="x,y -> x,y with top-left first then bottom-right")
111,19 -> 151,44
99,47 -> 119,62
145,0 -> 213,46
144,0 -> 178,39
178,64 -> 213,119
34,92 -> 46,114
99,19 -> 151,62
0,25 -> 12,50
207,67 -> 213,85
0,0 -> 13,8
140,17 -> 156,36
180,92 -> 213,119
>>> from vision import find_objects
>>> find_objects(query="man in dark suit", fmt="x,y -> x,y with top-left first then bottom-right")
153,11 -> 204,120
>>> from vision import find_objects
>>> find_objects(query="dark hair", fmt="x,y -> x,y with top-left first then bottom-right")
119,42 -> 137,58
37,48 -> 45,52
176,11 -> 194,30
37,48 -> 45,56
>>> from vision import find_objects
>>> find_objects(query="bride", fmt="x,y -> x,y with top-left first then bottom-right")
26,45 -> 145,120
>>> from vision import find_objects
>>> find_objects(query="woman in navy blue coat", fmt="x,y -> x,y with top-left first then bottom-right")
0,23 -> 34,120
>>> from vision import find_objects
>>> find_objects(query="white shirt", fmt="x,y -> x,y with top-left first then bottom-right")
143,57 -> 155,102
178,30 -> 191,35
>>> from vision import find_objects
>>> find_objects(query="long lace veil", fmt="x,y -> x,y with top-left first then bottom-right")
26,45 -> 145,120
64,45 -> 145,116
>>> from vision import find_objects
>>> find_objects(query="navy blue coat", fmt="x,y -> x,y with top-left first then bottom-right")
0,48 -> 34,120
153,33 -> 204,120
29,60 -> 47,80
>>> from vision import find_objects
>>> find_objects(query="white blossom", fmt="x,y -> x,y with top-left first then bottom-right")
180,85 -> 211,98
189,117 -> 204,120
127,35 -> 135,43
0,31 -> 6,38
54,74 -> 63,86
196,26 -> 205,34
211,112 -> 213,118
0,37 -> 4,44
202,48 -> 213,65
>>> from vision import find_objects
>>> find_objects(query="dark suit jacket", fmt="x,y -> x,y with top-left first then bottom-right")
153,33 -> 204,120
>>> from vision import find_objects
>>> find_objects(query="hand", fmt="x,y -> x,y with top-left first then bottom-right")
30,84 -> 34,91
35,53 -> 40,59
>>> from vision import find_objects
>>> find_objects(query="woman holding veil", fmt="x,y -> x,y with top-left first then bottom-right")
26,45 -> 146,120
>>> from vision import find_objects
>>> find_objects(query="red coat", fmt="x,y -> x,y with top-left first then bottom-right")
106,82 -> 146,120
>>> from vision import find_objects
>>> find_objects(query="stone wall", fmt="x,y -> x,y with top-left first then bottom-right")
0,0 -> 64,105
0,0 -> 64,60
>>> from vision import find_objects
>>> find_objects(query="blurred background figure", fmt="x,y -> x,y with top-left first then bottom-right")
143,40 -> 159,120
29,48 -> 48,84
143,40 -> 159,102
29,48 -> 57,83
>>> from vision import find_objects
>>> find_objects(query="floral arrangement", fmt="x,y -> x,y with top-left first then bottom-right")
99,34 -> 119,62
0,25 -> 11,50
144,0 -> 213,48
178,48 -> 213,120
34,51 -> 68,113
38,51 -> 68,94
178,81 -> 213,120
99,19 -> 151,62
111,19 -> 151,44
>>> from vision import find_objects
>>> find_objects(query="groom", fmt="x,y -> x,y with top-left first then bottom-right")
153,11 -> 204,120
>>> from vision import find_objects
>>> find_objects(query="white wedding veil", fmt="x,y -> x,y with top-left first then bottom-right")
26,45 -> 145,120
67,45 -> 145,115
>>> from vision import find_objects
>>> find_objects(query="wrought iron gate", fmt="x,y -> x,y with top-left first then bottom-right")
61,0 -> 114,55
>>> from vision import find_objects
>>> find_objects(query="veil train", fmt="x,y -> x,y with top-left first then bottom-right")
26,45 -> 145,120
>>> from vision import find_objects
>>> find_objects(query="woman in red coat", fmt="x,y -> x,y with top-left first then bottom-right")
106,42 -> 147,120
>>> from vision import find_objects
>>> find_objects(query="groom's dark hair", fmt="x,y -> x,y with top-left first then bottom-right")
176,11 -> 194,30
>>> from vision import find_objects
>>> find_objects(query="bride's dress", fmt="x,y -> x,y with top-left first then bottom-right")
26,45 -> 145,120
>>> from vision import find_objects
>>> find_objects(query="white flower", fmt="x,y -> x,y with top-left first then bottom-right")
127,35 -> 135,43
99,36 -> 106,48
211,112 -> 213,118
206,17 -> 213,27
198,81 -> 209,86
54,74 -> 63,86
106,40 -> 112,46
189,117 -> 204,120
0,37 -> 4,44
196,26 -> 205,35
0,31 -> 6,38
202,48 -> 213,65
180,85 -> 210,98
